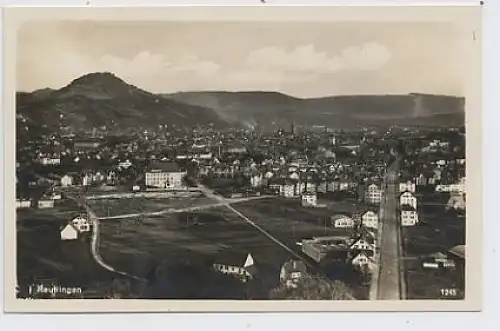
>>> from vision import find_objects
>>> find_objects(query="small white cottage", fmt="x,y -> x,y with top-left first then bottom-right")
60,224 -> 79,241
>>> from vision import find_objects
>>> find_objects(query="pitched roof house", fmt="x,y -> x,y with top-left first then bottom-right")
60,223 -> 79,241
212,252 -> 257,282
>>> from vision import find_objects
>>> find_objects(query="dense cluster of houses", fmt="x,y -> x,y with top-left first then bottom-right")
300,210 -> 380,272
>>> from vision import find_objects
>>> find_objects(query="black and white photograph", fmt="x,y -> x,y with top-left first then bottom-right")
3,6 -> 482,311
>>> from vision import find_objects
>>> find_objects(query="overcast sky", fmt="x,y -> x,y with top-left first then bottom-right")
17,21 -> 467,97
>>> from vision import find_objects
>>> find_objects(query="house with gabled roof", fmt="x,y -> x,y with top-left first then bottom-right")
399,180 -> 416,193
365,182 -> 383,205
350,237 -> 376,253
351,251 -> 376,270
330,214 -> 355,228
400,191 -> 417,209
212,252 -> 257,283
401,205 -> 419,226
71,216 -> 91,233
60,223 -> 79,241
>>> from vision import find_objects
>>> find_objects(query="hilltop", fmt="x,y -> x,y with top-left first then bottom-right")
16,72 -> 229,131
16,72 -> 465,132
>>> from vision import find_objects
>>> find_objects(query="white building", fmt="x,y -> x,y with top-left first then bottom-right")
37,199 -> 55,209
60,174 -> 73,187
145,163 -> 186,189
399,181 -> 416,193
39,157 -> 61,166
350,238 -> 375,252
60,224 -> 79,241
118,160 -> 133,169
301,192 -> 317,207
279,183 -> 295,198
365,183 -> 383,205
435,177 -> 466,194
401,208 -> 419,226
361,211 -> 379,229
82,174 -> 91,186
213,253 -> 256,282
16,199 -> 32,209
71,216 -> 91,233
331,214 -> 355,228
400,192 -> 417,209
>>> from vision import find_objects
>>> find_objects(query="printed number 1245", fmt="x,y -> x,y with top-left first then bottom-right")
440,288 -> 458,297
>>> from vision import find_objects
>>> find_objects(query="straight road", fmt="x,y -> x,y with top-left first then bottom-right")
98,195 -> 271,220
197,182 -> 317,269
377,159 -> 403,300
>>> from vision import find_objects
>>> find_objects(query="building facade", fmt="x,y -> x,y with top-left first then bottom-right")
145,163 -> 186,189
365,183 -> 382,205
399,181 -> 416,193
400,191 -> 417,209
361,211 -> 379,229
401,209 -> 419,226
331,214 -> 355,228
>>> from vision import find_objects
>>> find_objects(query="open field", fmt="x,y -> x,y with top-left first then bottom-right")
98,206 -> 296,299
401,198 -> 465,299
16,201 -> 122,298
87,194 -> 216,218
96,197 -> 374,299
16,195 -> 375,299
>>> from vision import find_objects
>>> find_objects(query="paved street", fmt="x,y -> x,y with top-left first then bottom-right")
377,159 -> 403,300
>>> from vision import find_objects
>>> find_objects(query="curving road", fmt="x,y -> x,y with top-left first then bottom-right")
67,195 -> 147,282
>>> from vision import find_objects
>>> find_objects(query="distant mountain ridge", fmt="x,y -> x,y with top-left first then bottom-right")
16,72 -> 465,132
164,91 -> 465,129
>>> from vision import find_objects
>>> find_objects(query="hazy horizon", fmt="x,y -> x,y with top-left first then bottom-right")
17,21 -> 469,98
16,70 -> 465,99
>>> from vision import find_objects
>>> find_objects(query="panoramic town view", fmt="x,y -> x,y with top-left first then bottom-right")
15,20 -> 466,300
